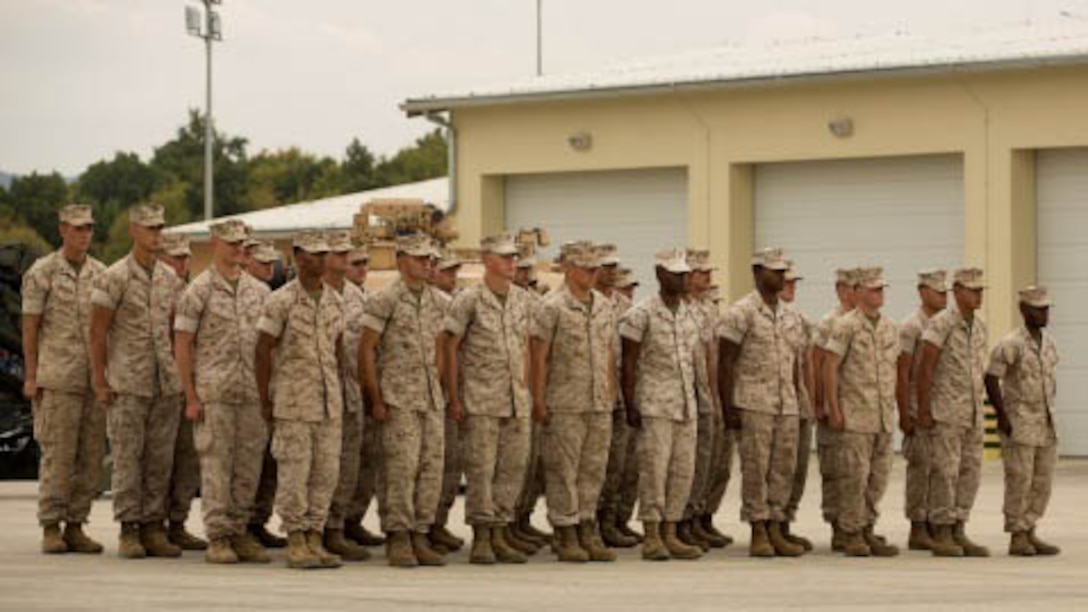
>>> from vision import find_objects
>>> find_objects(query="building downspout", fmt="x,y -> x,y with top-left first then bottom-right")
425,112 -> 456,217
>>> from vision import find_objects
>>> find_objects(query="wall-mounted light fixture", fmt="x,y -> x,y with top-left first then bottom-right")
568,131 -> 593,151
828,117 -> 854,138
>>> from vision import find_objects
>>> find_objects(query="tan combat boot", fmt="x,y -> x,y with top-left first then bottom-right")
577,521 -> 617,562
663,522 -> 702,560
63,522 -> 103,554
141,522 -> 182,558
554,525 -> 590,563
908,521 -> 934,551
502,524 -> 539,556
306,530 -> 342,568
767,521 -> 805,557
781,522 -> 814,552
830,523 -> 845,552
168,521 -> 207,551
205,537 -> 239,564
1028,528 -> 1060,556
324,528 -> 370,562
118,522 -> 146,559
231,531 -> 271,563
641,521 -> 669,561
469,525 -> 496,564
599,510 -> 636,548
841,531 -> 871,557
286,531 -> 321,569
700,515 -> 733,547
749,522 -> 775,558
429,523 -> 464,552
249,522 -> 287,548
953,521 -> 990,557
929,524 -> 964,557
863,527 -> 899,557
41,523 -> 67,554
386,531 -> 419,568
411,531 -> 446,566
1009,531 -> 1036,556
492,525 -> 529,564
345,519 -> 385,547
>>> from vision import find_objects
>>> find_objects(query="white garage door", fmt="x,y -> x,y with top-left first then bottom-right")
1037,148 -> 1088,457
505,168 -> 688,291
754,154 -> 965,323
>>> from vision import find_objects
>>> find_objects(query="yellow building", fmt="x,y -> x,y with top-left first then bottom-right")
403,20 -> 1088,455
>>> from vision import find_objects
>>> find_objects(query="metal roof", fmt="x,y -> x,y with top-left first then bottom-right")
169,177 -> 449,239
402,19 -> 1088,115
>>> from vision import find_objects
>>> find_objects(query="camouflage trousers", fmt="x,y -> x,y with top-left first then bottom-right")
327,409 -> 363,530
617,425 -> 642,522
816,421 -> 842,525
34,389 -> 106,526
193,402 -> 268,540
1002,433 -> 1057,533
380,406 -> 444,534
684,411 -> 714,520
599,411 -> 638,516
738,410 -> 799,523
637,416 -> 697,523
272,417 -> 342,533
168,408 -> 201,524
436,416 -> 463,527
348,413 -> 384,524
927,422 -> 984,526
837,431 -> 893,534
107,392 -> 181,524
901,432 -> 932,523
252,448 -> 277,526
543,412 -> 611,528
785,417 -> 815,523
463,415 -> 531,526
515,421 -> 547,520
703,421 -> 736,516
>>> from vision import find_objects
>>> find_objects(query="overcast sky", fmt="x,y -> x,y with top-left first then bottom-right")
1,0 -> 1083,176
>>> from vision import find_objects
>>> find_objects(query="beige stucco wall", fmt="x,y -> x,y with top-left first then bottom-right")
447,64 -> 1088,337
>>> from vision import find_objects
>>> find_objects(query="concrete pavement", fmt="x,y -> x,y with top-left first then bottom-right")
1,458 -> 1086,610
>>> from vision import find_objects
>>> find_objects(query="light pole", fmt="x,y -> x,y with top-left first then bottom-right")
536,0 -> 543,76
186,1 -> 223,221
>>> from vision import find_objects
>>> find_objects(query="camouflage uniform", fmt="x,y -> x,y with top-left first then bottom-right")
23,250 -> 107,527
175,267 -> 270,540
825,309 -> 898,534
515,290 -> 547,522
600,291 -> 636,517
814,305 -> 849,526
783,302 -> 815,523
92,254 -> 182,524
921,305 -> 987,526
166,272 -> 200,529
532,285 -> 615,527
718,291 -> 800,523
257,280 -> 345,533
444,283 -> 533,526
899,307 -> 935,523
987,327 -> 1059,534
361,278 -> 448,534
327,281 -> 367,531
683,297 -> 718,521
620,295 -> 699,522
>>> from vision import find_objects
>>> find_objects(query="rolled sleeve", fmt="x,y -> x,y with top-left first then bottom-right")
257,293 -> 287,338
825,319 -> 852,357
174,284 -> 207,334
530,301 -> 558,342
921,322 -> 949,350
174,315 -> 199,334
618,305 -> 647,343
899,324 -> 920,356
90,288 -> 116,310
986,341 -> 1015,378
361,291 -> 393,334
717,307 -> 747,345
20,267 -> 47,315
442,291 -> 474,338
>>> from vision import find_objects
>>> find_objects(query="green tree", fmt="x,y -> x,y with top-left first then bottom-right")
6,171 -> 70,247
74,151 -> 158,246
151,109 -> 250,218
374,129 -> 448,187
246,148 -> 341,210
340,137 -> 378,192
